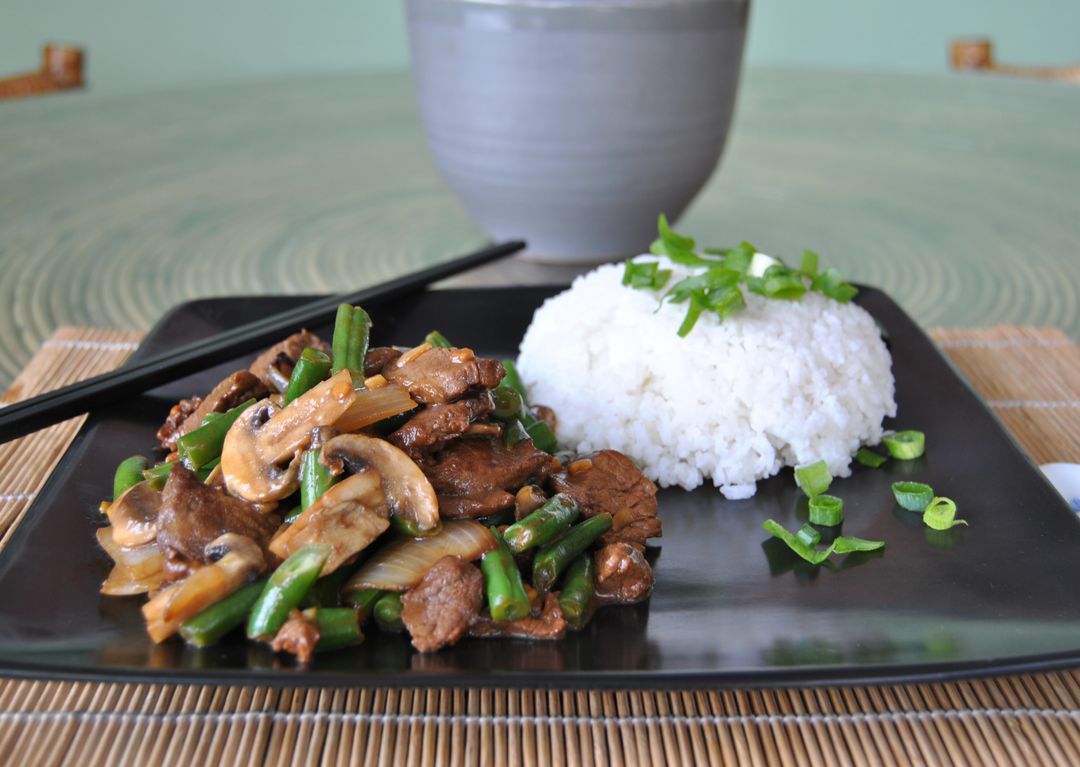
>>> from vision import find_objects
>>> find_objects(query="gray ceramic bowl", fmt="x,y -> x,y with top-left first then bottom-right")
405,0 -> 750,262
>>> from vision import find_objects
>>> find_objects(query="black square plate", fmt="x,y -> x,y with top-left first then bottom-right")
1,287 -> 1078,689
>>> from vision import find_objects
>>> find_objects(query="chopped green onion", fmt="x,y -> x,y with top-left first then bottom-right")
808,495 -> 844,526
424,330 -> 452,349
794,460 -> 832,498
676,292 -> 708,337
892,481 -> 934,512
622,259 -> 672,291
795,524 -> 821,548
759,265 -> 807,301
810,267 -> 858,303
800,250 -> 820,278
855,447 -> 888,468
923,496 -> 967,530
883,430 -> 926,460
762,519 -> 884,565
649,214 -> 715,267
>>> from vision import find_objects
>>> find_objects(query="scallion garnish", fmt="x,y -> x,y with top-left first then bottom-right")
622,259 -> 673,291
796,524 -> 821,547
892,481 -> 934,511
623,215 -> 859,337
923,496 -> 967,530
855,446 -> 888,468
794,460 -> 832,498
883,430 -> 926,460
808,494 -> 844,526
763,519 -> 884,565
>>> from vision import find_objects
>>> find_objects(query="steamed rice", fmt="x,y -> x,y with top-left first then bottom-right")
516,257 -> 896,499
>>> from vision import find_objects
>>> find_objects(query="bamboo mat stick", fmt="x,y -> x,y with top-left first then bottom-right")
1,324 -> 1079,766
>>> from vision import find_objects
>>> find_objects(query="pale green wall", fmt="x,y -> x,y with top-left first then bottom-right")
2,0 -> 1079,94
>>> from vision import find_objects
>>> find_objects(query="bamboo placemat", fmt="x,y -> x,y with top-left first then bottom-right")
0,323 -> 1078,766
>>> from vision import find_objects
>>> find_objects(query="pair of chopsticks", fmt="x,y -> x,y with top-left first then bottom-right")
0,240 -> 526,444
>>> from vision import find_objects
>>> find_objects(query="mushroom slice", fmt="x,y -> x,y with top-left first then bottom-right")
106,480 -> 162,547
96,526 -> 167,596
143,533 -> 266,643
322,434 -> 441,532
270,470 -> 391,574
221,370 -> 356,503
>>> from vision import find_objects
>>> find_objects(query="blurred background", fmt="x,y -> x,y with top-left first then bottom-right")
3,0 -> 1080,94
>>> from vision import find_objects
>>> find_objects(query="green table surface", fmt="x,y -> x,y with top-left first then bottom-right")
1,67 -> 1078,388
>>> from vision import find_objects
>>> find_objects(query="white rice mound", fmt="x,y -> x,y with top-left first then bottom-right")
516,257 -> 897,500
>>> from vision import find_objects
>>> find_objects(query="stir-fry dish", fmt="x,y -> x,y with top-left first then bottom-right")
97,305 -> 661,662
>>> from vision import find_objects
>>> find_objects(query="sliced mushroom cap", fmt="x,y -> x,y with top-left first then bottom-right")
321,433 -> 440,532
221,371 -> 356,503
106,480 -> 162,547
270,470 -> 390,574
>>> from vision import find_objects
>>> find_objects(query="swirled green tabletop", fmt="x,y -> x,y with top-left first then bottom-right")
1,67 -> 1077,387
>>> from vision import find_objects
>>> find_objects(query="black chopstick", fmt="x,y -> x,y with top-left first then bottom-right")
0,239 -> 526,444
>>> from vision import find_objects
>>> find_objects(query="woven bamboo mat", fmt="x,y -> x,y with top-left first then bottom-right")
0,323 -> 1078,766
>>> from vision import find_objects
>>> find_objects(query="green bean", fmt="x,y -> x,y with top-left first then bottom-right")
346,307 -> 372,384
523,415 -> 558,454
499,359 -> 527,402
481,528 -> 532,622
343,587 -> 384,621
299,448 -> 337,511
179,579 -> 267,647
503,493 -> 579,553
282,505 -> 302,523
331,304 -> 372,386
389,513 -> 442,538
331,304 -> 353,377
313,607 -> 364,652
195,456 -> 220,482
532,514 -> 612,592
373,592 -> 405,633
303,567 -> 352,609
143,460 -> 176,490
284,347 -> 332,404
113,456 -> 148,500
558,555 -> 594,630
504,419 -> 529,448
247,544 -> 330,640
491,386 -> 525,422
176,398 -> 256,471
424,330 -> 452,349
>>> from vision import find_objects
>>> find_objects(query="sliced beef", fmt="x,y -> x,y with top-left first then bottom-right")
248,330 -> 330,392
594,543 -> 654,604
156,397 -> 201,450
157,370 -> 267,451
424,437 -> 554,519
401,556 -> 483,652
470,592 -> 567,640
383,347 -> 503,405
551,450 -> 661,548
157,465 -> 279,563
364,346 -> 402,377
389,393 -> 494,462
271,610 -> 320,665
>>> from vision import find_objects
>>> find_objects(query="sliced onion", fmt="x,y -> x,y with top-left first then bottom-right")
334,384 -> 416,433
344,520 -> 496,593
97,526 -> 167,595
